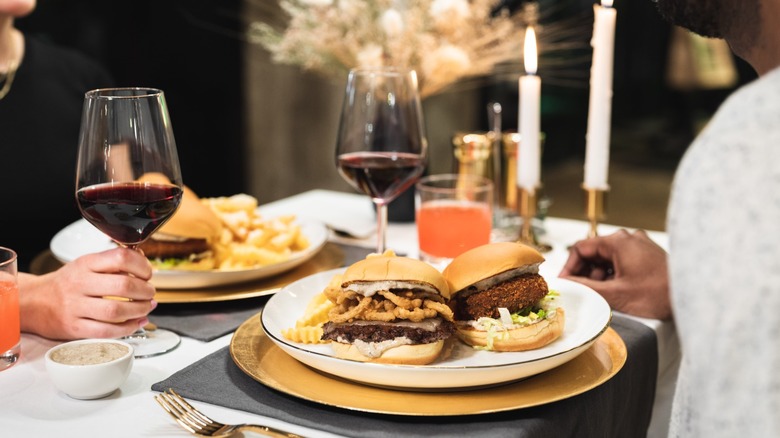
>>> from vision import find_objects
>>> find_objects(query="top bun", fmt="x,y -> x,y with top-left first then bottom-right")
442,242 -> 544,294
137,173 -> 222,240
341,254 -> 451,299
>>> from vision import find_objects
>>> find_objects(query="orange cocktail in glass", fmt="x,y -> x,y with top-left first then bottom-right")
417,200 -> 492,259
415,174 -> 493,267
0,282 -> 20,350
0,247 -> 20,370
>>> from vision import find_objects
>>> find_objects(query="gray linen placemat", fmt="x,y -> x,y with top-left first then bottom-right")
152,315 -> 658,438
149,244 -> 374,341
149,297 -> 269,342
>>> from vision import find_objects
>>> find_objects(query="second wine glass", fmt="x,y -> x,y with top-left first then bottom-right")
335,67 -> 428,254
75,87 -> 183,358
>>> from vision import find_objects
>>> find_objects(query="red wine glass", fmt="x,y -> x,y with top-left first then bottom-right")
75,87 -> 183,358
335,67 -> 428,253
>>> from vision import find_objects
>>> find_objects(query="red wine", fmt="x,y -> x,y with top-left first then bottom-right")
337,152 -> 424,203
77,182 -> 182,246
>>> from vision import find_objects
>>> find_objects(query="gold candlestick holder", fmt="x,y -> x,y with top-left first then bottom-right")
518,188 -> 552,252
583,185 -> 608,238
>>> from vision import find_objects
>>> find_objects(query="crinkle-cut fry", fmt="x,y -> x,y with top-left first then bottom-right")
296,300 -> 334,328
304,292 -> 330,314
323,274 -> 343,303
281,326 -> 327,344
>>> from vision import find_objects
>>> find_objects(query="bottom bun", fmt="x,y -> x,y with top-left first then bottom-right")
330,340 -> 445,365
457,307 -> 565,352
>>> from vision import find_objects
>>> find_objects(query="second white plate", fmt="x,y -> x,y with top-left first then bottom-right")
50,217 -> 328,290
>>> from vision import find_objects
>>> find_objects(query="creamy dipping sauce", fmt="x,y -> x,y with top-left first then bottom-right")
50,342 -> 129,365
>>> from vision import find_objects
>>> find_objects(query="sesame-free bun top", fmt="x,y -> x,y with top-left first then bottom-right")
136,173 -> 222,240
442,242 -> 545,294
341,253 -> 451,299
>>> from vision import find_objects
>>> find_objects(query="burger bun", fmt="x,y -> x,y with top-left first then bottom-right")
137,172 -> 222,240
456,308 -> 565,352
443,242 -> 544,295
329,340 -> 446,365
342,254 -> 451,299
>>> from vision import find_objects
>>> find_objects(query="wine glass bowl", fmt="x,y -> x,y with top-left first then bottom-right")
76,181 -> 182,249
335,67 -> 427,253
75,87 -> 183,358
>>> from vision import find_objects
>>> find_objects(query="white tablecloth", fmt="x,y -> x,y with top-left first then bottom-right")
0,189 -> 679,437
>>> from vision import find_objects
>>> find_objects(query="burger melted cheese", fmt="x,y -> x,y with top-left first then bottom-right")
321,253 -> 455,365
442,242 -> 564,352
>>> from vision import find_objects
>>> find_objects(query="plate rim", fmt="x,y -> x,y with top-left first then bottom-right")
229,310 -> 627,416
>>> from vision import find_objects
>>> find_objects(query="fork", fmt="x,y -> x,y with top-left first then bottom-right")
155,388 -> 305,438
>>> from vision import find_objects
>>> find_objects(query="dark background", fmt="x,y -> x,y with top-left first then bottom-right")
17,0 -> 757,193
17,0 -> 247,198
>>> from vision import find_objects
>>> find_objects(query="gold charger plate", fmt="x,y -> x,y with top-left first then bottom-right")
229,312 -> 628,416
30,243 -> 345,303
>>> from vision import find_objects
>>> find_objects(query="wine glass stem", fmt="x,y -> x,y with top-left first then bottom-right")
375,202 -> 388,254
116,242 -> 148,339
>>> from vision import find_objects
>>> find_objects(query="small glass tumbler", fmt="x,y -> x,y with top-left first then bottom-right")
415,174 -> 493,269
0,247 -> 20,371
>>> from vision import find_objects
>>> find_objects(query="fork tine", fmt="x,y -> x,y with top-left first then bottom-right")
162,392 -> 202,427
155,393 -> 199,434
167,389 -> 216,425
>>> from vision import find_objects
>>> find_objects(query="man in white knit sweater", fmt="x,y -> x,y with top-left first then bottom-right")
560,0 -> 780,436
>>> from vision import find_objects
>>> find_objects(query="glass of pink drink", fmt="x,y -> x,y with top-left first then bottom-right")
0,247 -> 20,371
415,174 -> 493,268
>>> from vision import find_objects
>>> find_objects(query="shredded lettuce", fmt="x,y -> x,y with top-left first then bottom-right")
151,258 -> 185,269
469,290 -> 560,351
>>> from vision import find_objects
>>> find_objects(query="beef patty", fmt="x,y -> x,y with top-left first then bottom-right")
322,318 -> 455,344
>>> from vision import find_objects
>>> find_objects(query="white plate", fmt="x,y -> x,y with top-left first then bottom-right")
50,217 -> 328,290
261,269 -> 612,390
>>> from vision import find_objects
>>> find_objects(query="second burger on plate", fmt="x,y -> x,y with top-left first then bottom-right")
442,242 -> 564,352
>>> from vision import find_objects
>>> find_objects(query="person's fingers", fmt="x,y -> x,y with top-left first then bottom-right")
587,265 -> 610,281
563,275 -> 634,312
83,273 -> 157,302
65,291 -> 156,322
560,234 -> 619,276
78,248 -> 153,281
559,246 -> 591,277
88,295 -> 158,323
67,316 -> 150,340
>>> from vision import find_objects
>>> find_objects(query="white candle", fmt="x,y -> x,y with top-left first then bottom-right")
584,0 -> 616,190
518,25 -> 541,192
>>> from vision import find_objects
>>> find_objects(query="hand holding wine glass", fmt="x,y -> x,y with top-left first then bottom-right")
335,67 -> 428,254
75,87 -> 183,358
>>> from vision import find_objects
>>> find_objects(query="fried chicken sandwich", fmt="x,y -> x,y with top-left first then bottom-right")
321,251 -> 455,365
442,242 -> 563,352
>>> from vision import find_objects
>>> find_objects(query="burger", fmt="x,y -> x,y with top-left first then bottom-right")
320,252 -> 456,365
442,242 -> 564,352
136,173 -> 222,270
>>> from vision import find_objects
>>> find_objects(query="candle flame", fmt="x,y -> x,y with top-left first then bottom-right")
602,0 -> 614,7
523,26 -> 538,75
